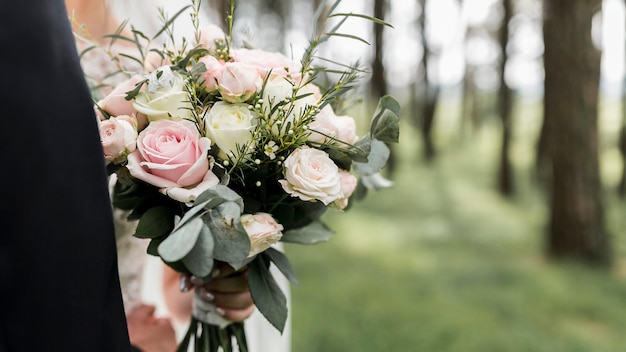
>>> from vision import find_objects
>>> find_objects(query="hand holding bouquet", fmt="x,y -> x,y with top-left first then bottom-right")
88,1 -> 400,351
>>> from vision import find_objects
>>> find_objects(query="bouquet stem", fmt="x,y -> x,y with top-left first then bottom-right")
177,317 -> 248,352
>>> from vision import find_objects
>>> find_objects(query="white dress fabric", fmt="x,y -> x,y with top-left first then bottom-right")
77,2 -> 292,350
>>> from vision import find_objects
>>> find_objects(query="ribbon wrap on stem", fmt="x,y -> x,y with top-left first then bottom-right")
192,287 -> 233,328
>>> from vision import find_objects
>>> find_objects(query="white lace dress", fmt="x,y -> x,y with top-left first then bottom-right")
76,36 -> 149,314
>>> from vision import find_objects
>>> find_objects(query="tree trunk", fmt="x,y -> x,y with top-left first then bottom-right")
497,0 -> 514,196
543,0 -> 611,266
618,0 -> 626,197
209,0 -> 227,25
418,0 -> 439,161
372,0 -> 395,175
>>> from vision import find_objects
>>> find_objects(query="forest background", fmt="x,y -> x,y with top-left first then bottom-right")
174,0 -> 626,350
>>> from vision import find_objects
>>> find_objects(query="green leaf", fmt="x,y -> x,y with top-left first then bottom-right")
329,13 -> 394,28
248,256 -> 288,333
182,225 -> 215,278
370,95 -> 401,144
325,32 -> 370,45
281,220 -> 334,245
325,148 -> 352,170
264,248 -> 298,286
195,185 -> 244,211
172,200 -> 210,232
353,139 -> 390,176
372,110 -> 400,144
203,202 -> 250,264
158,217 -> 203,262
151,4 -> 192,39
134,206 -> 174,239
146,236 -> 166,257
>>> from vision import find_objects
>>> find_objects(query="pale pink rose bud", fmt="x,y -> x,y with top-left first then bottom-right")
218,62 -> 261,103
99,115 -> 138,164
333,115 -> 357,145
308,105 -> 357,146
278,146 -> 343,205
198,24 -> 227,53
241,213 -> 284,257
334,170 -> 358,210
308,105 -> 338,144
126,119 -> 219,203
97,75 -> 144,117
199,55 -> 225,92
230,48 -> 303,81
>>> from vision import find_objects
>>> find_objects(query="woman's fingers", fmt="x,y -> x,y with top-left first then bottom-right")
218,303 -> 256,322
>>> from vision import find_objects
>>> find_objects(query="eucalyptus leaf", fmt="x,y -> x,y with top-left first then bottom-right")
325,148 -> 352,170
195,185 -> 244,211
158,217 -> 203,262
171,200 -> 210,232
281,220 -> 334,245
134,206 -> 174,239
182,225 -> 215,278
372,110 -> 400,144
370,95 -> 401,144
264,248 -> 298,286
203,202 -> 250,263
248,256 -> 288,333
353,139 -> 390,176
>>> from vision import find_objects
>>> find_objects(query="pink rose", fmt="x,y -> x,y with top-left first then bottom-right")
241,213 -> 284,257
278,146 -> 342,205
99,115 -> 137,164
217,62 -> 261,103
308,105 -> 337,144
126,119 -> 219,203
308,105 -> 357,146
199,55 -> 225,92
230,48 -> 302,81
97,76 -> 144,118
334,170 -> 358,209
333,115 -> 357,145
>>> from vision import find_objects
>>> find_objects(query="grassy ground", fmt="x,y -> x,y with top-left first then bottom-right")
286,99 -> 626,352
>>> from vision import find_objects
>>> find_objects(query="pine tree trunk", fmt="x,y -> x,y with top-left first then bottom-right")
372,0 -> 395,175
543,0 -> 611,266
418,0 -> 439,161
497,0 -> 514,196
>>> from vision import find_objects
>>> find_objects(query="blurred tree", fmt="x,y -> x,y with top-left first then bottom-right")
497,0 -> 514,196
542,0 -> 611,266
416,0 -> 439,161
372,0 -> 396,175
459,24 -> 482,135
619,0 -> 626,197
208,0 -> 227,25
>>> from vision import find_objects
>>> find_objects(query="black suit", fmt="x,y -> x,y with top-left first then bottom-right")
0,0 -> 132,351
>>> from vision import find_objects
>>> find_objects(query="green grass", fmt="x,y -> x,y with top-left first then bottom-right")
286,101 -> 626,352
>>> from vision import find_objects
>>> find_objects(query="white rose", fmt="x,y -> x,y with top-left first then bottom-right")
133,66 -> 194,122
205,101 -> 258,160
241,213 -> 284,257
262,77 -> 316,136
278,146 -> 343,205
99,115 -> 137,164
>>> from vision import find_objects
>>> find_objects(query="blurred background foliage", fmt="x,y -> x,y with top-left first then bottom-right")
205,0 -> 626,350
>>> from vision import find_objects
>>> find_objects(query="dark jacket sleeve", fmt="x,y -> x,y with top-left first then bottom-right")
0,0 -> 132,351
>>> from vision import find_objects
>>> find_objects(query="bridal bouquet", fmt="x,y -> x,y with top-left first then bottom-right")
90,0 -> 399,351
